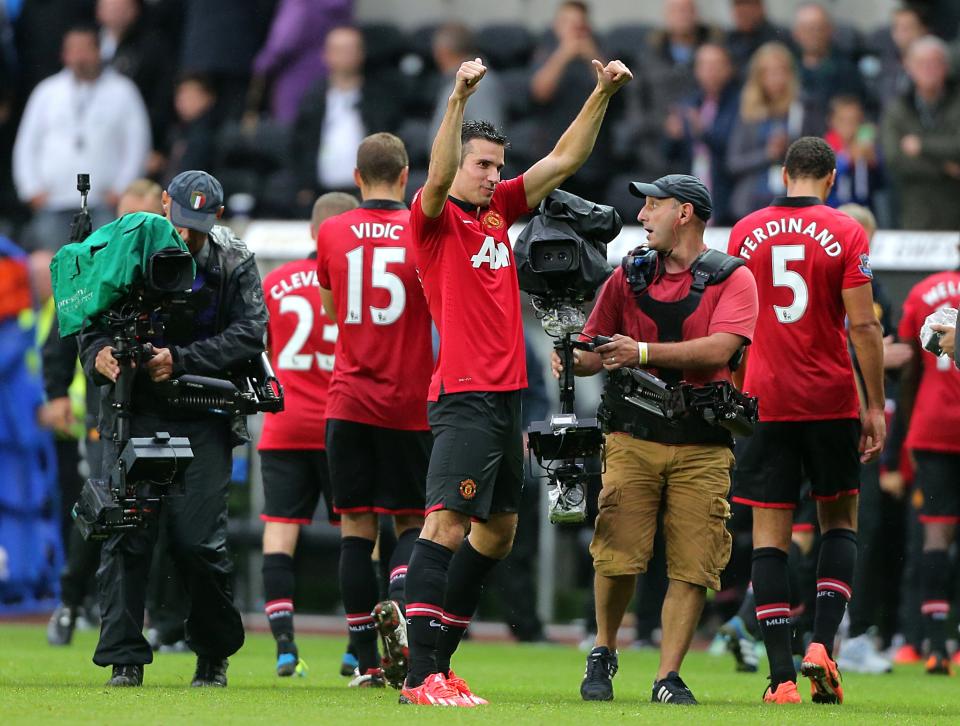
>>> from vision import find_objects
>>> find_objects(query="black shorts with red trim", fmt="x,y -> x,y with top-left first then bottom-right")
260,449 -> 338,525
326,418 -> 430,516
425,390 -> 523,521
914,449 -> 960,524
732,419 -> 861,509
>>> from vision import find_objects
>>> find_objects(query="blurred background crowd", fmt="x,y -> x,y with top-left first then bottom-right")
2,0 -> 960,676
2,0 -> 960,249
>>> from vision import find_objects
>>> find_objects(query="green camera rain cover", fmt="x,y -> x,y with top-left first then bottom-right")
51,212 -> 195,336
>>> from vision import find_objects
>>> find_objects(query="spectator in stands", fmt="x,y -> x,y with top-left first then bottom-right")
663,43 -> 740,225
725,0 -> 788,73
621,0 -> 724,180
791,2 -> 865,110
726,42 -> 823,220
13,0 -> 95,99
291,26 -> 402,212
874,5 -> 931,106
12,24 -> 150,251
178,0 -> 271,121
824,95 -> 883,212
881,35 -> 960,230
249,0 -> 353,126
529,1 -> 616,196
161,74 -> 218,185
96,0 -> 172,164
429,23 -> 505,144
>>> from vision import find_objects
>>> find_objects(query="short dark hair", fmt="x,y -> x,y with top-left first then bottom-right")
356,132 -> 408,184
784,136 -> 835,180
176,73 -> 216,96
560,1 -> 590,15
65,23 -> 100,45
460,120 -> 509,161
828,93 -> 863,115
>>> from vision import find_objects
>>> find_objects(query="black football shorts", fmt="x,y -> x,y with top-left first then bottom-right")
260,449 -> 338,525
425,390 -> 524,521
732,419 -> 861,509
326,418 -> 430,516
914,450 -> 960,524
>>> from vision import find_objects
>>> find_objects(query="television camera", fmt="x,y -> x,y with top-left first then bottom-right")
515,191 -> 621,523
60,175 -> 282,540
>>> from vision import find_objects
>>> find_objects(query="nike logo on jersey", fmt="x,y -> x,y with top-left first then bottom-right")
428,619 -> 449,631
461,218 -> 475,224
471,235 -> 510,270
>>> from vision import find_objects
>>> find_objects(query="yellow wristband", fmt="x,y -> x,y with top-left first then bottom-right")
638,342 -> 648,366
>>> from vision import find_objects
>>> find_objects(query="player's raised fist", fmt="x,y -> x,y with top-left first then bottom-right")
452,57 -> 486,99
592,59 -> 633,95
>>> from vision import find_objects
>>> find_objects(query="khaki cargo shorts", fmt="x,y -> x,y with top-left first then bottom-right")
590,433 -> 734,590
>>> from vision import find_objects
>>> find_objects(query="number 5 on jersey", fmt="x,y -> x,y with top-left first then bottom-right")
345,246 -> 407,325
771,245 -> 808,323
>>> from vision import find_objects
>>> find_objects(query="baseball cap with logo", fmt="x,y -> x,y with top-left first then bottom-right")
167,170 -> 224,233
628,174 -> 712,222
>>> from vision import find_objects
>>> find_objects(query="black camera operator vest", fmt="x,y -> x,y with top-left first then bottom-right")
600,247 -> 745,446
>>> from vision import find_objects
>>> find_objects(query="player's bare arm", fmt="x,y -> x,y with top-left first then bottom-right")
419,58 -> 486,218
522,59 -> 632,209
319,285 -> 337,322
842,282 -> 886,462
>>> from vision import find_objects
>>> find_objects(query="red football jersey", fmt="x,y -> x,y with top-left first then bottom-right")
727,197 -> 872,421
582,263 -> 758,385
259,258 -> 336,450
410,175 -> 530,400
315,201 -> 432,430
898,270 -> 960,454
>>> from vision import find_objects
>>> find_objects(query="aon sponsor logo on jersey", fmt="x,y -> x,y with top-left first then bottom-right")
471,235 -> 510,270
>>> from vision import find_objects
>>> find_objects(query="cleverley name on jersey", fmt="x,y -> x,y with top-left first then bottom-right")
735,217 -> 843,260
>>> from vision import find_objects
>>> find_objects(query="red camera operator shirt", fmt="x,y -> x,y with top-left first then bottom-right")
898,270 -> 960,454
259,258 -> 335,450
581,261 -> 758,385
315,200 -> 432,430
410,176 -> 531,400
727,197 -> 872,421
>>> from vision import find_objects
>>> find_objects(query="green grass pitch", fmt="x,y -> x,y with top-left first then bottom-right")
0,624 -> 957,725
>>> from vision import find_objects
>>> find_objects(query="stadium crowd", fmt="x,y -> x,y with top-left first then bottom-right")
1,0 -> 960,708
2,0 -> 960,239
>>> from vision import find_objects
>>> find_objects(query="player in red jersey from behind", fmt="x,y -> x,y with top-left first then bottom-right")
400,55 -> 632,707
898,265 -> 960,675
316,133 -> 434,690
259,191 -> 358,677
727,137 -> 885,705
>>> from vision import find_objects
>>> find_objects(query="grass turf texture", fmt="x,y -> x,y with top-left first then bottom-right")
0,624 -> 956,725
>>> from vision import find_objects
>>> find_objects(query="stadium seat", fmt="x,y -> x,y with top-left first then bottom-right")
500,67 -> 534,121
396,117 -> 431,167
476,24 -> 535,69
602,24 -> 653,67
360,22 -> 408,70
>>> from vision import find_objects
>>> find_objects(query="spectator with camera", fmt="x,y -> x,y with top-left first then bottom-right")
554,175 -> 758,706
79,169 -> 267,688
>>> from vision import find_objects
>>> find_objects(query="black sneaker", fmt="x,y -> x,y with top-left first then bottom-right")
580,646 -> 618,701
46,604 -> 76,646
651,671 -> 698,705
106,664 -> 144,687
191,657 -> 228,687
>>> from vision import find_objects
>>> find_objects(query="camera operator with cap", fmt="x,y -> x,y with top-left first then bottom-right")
552,174 -> 758,706
79,170 -> 268,688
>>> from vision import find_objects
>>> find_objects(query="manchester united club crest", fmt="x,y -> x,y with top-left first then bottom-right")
459,478 -> 477,500
482,211 -> 504,230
